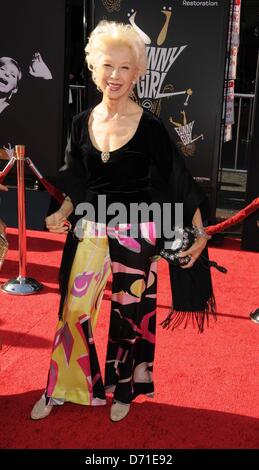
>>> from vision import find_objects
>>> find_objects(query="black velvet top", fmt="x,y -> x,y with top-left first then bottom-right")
58,108 -> 208,225
57,107 -> 213,321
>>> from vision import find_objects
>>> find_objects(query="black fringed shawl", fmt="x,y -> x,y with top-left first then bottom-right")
56,108 -> 215,331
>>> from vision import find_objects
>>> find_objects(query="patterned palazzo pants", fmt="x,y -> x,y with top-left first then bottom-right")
45,221 -> 157,406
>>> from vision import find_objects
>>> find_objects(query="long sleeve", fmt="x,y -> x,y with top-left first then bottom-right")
56,113 -> 87,210
149,115 -> 215,332
56,114 -> 88,317
151,117 -> 210,224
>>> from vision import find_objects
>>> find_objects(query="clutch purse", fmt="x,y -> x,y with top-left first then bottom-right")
158,226 -> 227,273
0,232 -> 8,270
159,227 -> 196,266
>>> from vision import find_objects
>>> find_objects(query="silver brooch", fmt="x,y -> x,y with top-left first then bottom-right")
101,151 -> 110,163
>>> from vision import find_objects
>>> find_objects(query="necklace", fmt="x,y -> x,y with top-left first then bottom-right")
101,151 -> 110,163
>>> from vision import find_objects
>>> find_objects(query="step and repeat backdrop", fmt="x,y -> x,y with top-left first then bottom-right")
0,0 -> 232,228
0,0 -> 67,179
85,0 -> 230,219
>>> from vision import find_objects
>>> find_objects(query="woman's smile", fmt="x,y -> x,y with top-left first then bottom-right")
107,81 -> 123,91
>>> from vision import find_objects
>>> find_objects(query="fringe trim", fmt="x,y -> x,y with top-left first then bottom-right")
160,295 -> 216,333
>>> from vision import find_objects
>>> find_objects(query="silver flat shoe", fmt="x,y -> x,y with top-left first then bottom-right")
30,396 -> 53,420
110,401 -> 130,422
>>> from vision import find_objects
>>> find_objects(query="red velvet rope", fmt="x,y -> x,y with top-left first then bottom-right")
0,158 -> 65,204
206,197 -> 259,235
34,177 -> 65,204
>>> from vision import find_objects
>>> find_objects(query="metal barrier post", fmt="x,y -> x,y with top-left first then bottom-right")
1,145 -> 42,295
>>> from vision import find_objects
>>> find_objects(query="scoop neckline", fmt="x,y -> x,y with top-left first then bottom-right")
86,107 -> 145,154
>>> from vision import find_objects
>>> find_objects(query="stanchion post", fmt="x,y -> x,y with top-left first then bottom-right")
1,145 -> 42,295
16,145 -> 27,278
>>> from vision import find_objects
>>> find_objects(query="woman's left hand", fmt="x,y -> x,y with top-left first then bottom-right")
178,237 -> 208,269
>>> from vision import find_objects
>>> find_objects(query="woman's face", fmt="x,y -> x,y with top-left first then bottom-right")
0,59 -> 20,96
96,44 -> 138,100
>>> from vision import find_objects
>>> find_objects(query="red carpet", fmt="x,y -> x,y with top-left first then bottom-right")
0,228 -> 258,449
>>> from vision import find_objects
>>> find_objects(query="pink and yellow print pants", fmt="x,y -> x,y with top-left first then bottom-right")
46,221 -> 157,406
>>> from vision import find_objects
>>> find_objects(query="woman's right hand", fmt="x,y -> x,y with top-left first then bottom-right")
45,210 -> 69,233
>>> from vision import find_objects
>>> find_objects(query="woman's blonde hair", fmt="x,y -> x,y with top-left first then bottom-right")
85,20 -> 147,86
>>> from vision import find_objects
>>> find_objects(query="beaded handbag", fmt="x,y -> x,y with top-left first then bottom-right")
159,227 -> 196,266
158,226 -> 227,273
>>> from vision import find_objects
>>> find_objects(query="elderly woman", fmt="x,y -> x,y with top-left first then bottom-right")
31,20 -> 213,422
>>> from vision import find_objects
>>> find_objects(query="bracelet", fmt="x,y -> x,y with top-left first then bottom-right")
193,225 -> 211,240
